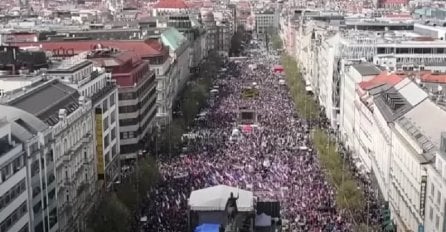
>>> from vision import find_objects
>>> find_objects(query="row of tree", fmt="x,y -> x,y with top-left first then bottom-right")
156,50 -> 223,155
87,157 -> 159,232
281,55 -> 368,229
87,30 -> 249,232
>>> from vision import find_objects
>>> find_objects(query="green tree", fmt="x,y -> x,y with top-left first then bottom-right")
88,193 -> 131,232
272,35 -> 283,50
282,54 -> 365,223
230,26 -> 247,56
281,55 -> 319,120
115,157 -> 160,212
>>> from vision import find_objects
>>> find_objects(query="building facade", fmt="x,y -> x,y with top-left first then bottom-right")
0,118 -> 30,232
89,49 -> 157,159
0,105 -> 58,232
1,78 -> 96,232
47,54 -> 120,188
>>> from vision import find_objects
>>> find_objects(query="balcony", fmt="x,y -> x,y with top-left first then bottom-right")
82,133 -> 92,143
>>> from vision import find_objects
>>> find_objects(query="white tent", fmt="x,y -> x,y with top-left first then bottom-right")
189,185 -> 254,212
255,213 -> 272,227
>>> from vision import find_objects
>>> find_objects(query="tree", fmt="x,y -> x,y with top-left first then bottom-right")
282,54 -> 366,223
272,35 -> 283,50
230,26 -> 247,56
115,157 -> 160,211
88,193 -> 131,232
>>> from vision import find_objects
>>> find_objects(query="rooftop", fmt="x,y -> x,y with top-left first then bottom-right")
7,80 -> 80,126
11,39 -> 167,59
401,99 -> 446,155
374,78 -> 427,122
421,72 -> 446,84
358,72 -> 404,90
188,185 -> 254,212
0,105 -> 48,142
153,0 -> 188,9
352,63 -> 382,76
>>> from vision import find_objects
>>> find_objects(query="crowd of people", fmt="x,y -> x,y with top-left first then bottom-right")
140,41 -> 362,232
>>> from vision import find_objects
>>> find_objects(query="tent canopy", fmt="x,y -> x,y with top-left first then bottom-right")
189,185 -> 254,212
194,223 -> 220,232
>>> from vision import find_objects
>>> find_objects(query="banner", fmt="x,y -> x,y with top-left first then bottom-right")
420,175 -> 427,218
242,88 -> 259,99
95,108 -> 105,180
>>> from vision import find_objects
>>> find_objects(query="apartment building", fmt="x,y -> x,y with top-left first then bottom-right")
0,104 -> 57,232
161,27 -> 190,94
47,54 -> 120,188
280,8 -> 446,232
282,11 -> 446,130
339,63 -> 382,150
254,10 -> 279,34
88,49 -> 157,159
10,39 -> 177,133
425,133 -> 446,232
0,118 -> 30,232
1,78 -> 95,232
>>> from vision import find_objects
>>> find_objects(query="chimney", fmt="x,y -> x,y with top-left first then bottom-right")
441,132 -> 446,153
58,109 -> 67,120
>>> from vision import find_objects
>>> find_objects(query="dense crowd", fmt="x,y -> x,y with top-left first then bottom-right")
140,42 -> 357,232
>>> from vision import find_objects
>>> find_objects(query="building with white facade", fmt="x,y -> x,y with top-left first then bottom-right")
0,104 -> 57,232
89,49 -> 157,159
254,9 -> 279,34
280,8 -> 446,232
1,78 -> 96,232
0,118 -> 30,232
339,63 -> 382,150
152,0 -> 189,17
425,133 -> 446,232
47,54 -> 120,188
161,27 -> 191,94
282,11 -> 446,130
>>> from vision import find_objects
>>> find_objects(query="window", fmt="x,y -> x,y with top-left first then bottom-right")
437,191 -> 441,205
32,187 -> 41,198
118,92 -> 136,100
102,99 -> 108,112
112,144 -> 117,157
18,223 -> 29,232
103,117 -> 109,131
104,134 -> 110,149
119,105 -> 138,113
1,164 -> 11,182
110,93 -> 116,106
111,128 -> 116,142
119,118 -> 138,126
110,110 -> 116,124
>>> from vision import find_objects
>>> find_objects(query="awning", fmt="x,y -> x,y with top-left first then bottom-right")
189,185 -> 254,211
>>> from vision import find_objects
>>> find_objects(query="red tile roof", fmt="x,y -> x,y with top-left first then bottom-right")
421,72 -> 446,84
12,39 -> 167,59
186,1 -> 203,8
358,72 -> 404,90
153,0 -> 188,8
89,50 -> 152,87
